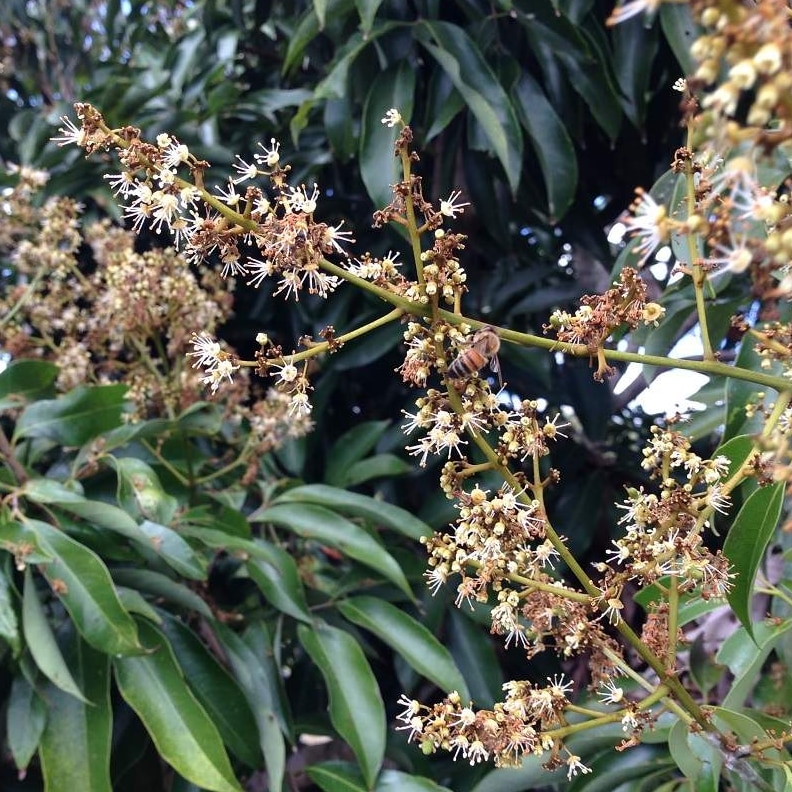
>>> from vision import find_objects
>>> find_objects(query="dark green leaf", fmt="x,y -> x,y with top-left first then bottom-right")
448,609 -> 502,707
212,622 -> 289,787
22,567 -> 87,702
359,62 -> 416,210
0,359 -> 58,401
660,3 -> 699,76
341,454 -> 411,486
723,483 -> 784,638
114,620 -> 242,792
338,596 -> 469,698
254,503 -> 413,596
416,21 -> 523,193
25,518 -> 141,655
111,569 -> 212,618
299,621 -> 385,788
159,615 -> 263,769
8,675 -> 47,772
111,457 -> 179,525
138,520 -> 207,580
513,73 -> 577,220
0,566 -> 20,655
15,384 -> 127,445
354,0 -> 384,35
273,484 -> 430,541
325,420 -> 390,485
39,633 -> 112,792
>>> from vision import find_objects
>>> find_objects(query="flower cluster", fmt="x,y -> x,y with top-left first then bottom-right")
54,103 -> 353,303
546,268 -> 665,378
396,678 -> 598,777
595,426 -> 734,602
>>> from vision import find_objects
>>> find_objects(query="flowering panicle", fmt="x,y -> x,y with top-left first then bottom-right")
395,678 -> 605,775
54,103 -> 353,307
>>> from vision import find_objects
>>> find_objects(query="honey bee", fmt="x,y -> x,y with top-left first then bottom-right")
447,325 -> 502,386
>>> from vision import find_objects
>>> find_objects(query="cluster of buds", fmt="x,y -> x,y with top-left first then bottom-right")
691,0 -> 792,138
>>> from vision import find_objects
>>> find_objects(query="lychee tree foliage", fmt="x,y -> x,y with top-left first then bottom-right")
2,1 -> 792,792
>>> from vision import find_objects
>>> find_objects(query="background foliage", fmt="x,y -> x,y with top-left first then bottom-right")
4,1 -> 787,791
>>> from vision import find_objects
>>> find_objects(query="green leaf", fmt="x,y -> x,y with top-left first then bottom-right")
325,420 -> 390,485
0,566 -> 21,655
22,567 -> 87,702
273,484 -> 430,541
159,615 -> 263,769
448,609 -> 502,707
668,718 -> 720,790
723,483 -> 784,638
725,337 -> 777,441
254,503 -> 413,596
308,761 -> 453,792
138,520 -> 207,580
660,2 -> 699,76
313,0 -> 328,29
111,568 -> 213,618
8,675 -> 47,772
110,457 -> 179,525
25,518 -> 141,655
15,384 -> 127,445
354,0 -> 384,35
713,434 -> 756,482
416,21 -> 523,193
338,596 -> 469,699
719,620 -> 792,709
299,622 -> 385,788
212,622 -> 289,788
359,62 -> 416,210
611,15 -> 658,128
512,73 -> 577,221
181,526 -> 311,622
0,359 -> 58,401
341,454 -> 412,487
39,632 -> 112,792
114,620 -> 242,792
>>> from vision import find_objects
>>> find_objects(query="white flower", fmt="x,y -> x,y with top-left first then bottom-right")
52,116 -> 86,147
189,332 -> 222,370
254,138 -> 281,168
381,108 -> 402,127
440,190 -> 470,219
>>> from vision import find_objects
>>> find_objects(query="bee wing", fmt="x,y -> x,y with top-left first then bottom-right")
490,355 -> 503,388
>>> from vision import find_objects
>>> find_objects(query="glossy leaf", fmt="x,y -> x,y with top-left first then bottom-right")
513,73 -> 577,221
0,359 -> 58,401
354,0 -> 384,35
341,454 -> 412,487
308,761 -> 453,792
182,526 -> 311,622
14,384 -> 127,445
660,2 -> 699,76
337,596 -> 469,699
325,420 -> 390,485
668,719 -> 720,791
359,61 -> 416,210
25,518 -> 141,654
212,622 -> 288,788
137,520 -> 207,580
22,567 -> 87,702
415,20 -> 523,193
723,482 -> 784,638
110,568 -> 213,618
448,609 -> 502,707
8,675 -> 47,772
0,566 -> 21,655
299,621 -> 386,788
39,633 -> 112,792
114,620 -> 242,792
159,615 -> 263,769
719,620 -> 792,710
111,457 -> 179,525
254,503 -> 413,596
272,484 -> 430,541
